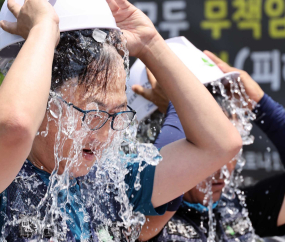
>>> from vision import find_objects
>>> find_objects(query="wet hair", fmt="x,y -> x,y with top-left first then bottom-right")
51,29 -> 127,92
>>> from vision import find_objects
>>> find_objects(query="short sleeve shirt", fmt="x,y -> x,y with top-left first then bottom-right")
0,161 -> 167,240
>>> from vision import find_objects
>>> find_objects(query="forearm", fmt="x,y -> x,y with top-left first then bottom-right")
0,21 -> 58,137
140,34 -> 241,156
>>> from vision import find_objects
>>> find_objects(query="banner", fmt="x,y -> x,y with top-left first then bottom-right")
130,0 -> 285,182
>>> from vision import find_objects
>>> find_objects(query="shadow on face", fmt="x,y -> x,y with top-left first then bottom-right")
184,159 -> 238,205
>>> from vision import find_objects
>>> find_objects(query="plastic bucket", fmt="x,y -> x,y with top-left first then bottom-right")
0,0 -> 119,51
127,36 -> 239,122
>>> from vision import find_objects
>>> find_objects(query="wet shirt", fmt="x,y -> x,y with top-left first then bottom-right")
244,94 -> 285,237
154,101 -> 185,149
253,94 -> 285,164
0,160 -> 166,241
150,195 -> 259,242
150,174 -> 285,242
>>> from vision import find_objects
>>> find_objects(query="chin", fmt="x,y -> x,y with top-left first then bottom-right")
212,191 -> 223,203
70,166 -> 92,178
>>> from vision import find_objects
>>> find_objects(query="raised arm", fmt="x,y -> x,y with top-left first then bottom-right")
0,0 -> 59,193
108,0 -> 242,207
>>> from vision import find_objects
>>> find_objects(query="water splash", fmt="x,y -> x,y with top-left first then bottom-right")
0,30 -> 161,242
1,91 -> 162,242
207,76 -> 256,145
196,75 -> 261,241
136,111 -> 165,144
132,73 -> 259,241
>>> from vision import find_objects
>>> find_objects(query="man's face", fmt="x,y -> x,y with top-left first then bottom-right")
183,85 -> 245,206
29,62 -> 127,177
184,159 -> 237,205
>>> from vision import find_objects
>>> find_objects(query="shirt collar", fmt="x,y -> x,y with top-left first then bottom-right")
183,200 -> 218,213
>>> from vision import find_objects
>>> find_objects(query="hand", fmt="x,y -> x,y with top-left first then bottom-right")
132,68 -> 169,114
106,0 -> 159,58
204,50 -> 264,104
0,0 -> 59,44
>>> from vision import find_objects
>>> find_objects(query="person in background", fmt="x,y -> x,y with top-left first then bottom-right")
135,51 -> 285,241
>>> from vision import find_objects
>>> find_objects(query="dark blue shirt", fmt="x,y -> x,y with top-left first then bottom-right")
154,102 -> 185,149
253,94 -> 285,164
0,160 -> 167,241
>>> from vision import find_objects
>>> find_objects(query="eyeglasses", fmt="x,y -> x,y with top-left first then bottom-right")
56,96 -> 136,131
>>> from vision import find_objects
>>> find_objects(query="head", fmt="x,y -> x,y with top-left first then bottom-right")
183,159 -> 237,205
184,83 -> 241,205
28,29 -> 130,177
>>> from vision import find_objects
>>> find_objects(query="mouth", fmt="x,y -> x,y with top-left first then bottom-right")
212,180 -> 225,190
82,149 -> 95,161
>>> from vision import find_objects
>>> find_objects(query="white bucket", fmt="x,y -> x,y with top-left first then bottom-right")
0,0 -> 119,51
127,36 -> 239,122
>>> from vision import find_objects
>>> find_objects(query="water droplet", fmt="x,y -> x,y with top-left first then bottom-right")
50,109 -> 58,119
41,131 -> 48,137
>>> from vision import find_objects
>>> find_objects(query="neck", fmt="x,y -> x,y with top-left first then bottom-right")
27,153 -> 54,174
183,192 -> 198,204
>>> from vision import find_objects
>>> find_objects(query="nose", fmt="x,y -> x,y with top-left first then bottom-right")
89,119 -> 111,143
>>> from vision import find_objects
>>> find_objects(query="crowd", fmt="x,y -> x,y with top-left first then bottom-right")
0,0 -> 284,241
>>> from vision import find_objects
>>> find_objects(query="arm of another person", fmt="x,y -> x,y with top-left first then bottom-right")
108,0 -> 242,209
133,68 -> 186,149
135,82 -> 185,241
138,105 -> 185,240
205,51 -> 285,230
0,0 -> 59,193
134,70 -> 185,241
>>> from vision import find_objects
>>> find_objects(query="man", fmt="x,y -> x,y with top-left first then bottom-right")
135,52 -> 285,241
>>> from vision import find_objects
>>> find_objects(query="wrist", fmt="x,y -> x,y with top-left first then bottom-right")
29,20 -> 59,48
137,32 -> 165,62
